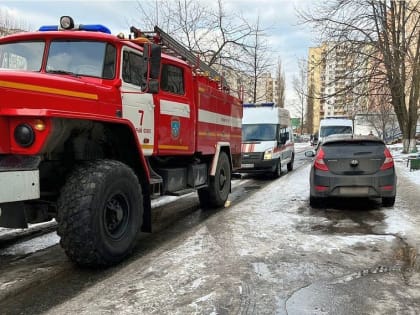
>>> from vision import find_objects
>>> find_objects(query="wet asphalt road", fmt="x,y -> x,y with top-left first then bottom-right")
0,147 -> 419,314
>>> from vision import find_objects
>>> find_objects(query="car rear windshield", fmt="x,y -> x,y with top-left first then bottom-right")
320,126 -> 352,137
323,140 -> 384,147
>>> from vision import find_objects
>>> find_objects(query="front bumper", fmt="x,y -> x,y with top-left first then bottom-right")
0,170 -> 40,203
0,155 -> 41,228
0,155 -> 41,203
238,158 -> 278,174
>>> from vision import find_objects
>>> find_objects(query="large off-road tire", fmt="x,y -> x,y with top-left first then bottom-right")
198,151 -> 231,208
57,160 -> 143,267
382,196 -> 396,207
287,153 -> 294,172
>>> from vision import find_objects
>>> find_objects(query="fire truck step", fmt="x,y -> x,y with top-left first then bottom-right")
150,178 -> 162,197
167,188 -> 196,196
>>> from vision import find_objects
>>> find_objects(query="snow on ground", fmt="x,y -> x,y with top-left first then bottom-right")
388,143 -> 420,187
1,232 -> 60,256
0,142 -> 418,255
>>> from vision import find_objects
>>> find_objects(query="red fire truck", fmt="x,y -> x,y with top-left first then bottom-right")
0,16 -> 243,266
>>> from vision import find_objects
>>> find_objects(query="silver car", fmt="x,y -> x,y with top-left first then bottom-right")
306,134 -> 397,207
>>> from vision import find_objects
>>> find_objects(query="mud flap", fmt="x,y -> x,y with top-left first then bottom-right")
0,202 -> 28,228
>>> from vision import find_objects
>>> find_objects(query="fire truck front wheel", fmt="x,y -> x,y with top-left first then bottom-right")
57,160 -> 143,267
198,151 -> 231,208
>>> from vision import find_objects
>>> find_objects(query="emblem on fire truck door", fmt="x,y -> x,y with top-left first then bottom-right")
171,117 -> 180,139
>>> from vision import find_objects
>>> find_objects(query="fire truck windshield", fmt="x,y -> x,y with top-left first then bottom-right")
0,41 -> 44,71
46,40 -> 116,79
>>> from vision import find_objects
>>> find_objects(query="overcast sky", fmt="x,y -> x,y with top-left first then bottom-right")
0,0 -> 316,115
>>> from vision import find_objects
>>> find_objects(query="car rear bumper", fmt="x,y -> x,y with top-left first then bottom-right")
310,169 -> 397,198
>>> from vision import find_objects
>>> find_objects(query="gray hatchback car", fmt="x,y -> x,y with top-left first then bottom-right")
306,134 -> 397,207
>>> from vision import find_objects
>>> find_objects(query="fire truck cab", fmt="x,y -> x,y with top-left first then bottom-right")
0,16 -> 242,266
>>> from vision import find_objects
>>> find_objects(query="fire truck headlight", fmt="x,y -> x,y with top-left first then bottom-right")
263,149 -> 273,160
60,16 -> 74,30
14,123 -> 35,147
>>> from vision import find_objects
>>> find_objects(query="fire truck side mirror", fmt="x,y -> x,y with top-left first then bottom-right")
149,44 -> 161,80
148,79 -> 159,93
142,43 -> 161,94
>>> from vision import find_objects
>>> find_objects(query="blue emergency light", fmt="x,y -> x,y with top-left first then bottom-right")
39,25 -> 59,31
243,102 -> 275,107
39,16 -> 111,34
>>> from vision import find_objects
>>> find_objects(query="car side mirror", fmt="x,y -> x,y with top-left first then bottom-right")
279,135 -> 287,145
305,150 -> 316,157
142,43 -> 161,93
148,79 -> 159,94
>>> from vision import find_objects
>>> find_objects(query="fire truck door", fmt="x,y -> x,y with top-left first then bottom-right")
157,63 -> 194,154
120,49 -> 155,156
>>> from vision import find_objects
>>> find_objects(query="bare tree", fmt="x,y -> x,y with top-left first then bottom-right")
298,0 -> 420,152
362,88 -> 396,140
133,0 -> 254,94
0,8 -> 30,36
292,59 -> 307,135
275,58 -> 286,107
241,16 -> 273,103
306,82 -> 316,135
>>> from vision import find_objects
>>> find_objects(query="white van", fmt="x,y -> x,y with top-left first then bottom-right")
239,103 -> 295,177
318,117 -> 353,145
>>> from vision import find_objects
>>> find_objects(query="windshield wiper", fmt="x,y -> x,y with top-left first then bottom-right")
244,138 -> 262,142
48,70 -> 79,77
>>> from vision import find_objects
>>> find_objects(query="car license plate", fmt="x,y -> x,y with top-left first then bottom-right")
340,187 -> 369,195
241,163 -> 254,168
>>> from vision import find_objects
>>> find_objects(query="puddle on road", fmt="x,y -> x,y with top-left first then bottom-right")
295,209 -> 385,236
244,185 -> 261,192
286,245 -> 420,315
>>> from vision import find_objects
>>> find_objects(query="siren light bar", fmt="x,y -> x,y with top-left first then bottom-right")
243,102 -> 276,107
39,16 -> 111,34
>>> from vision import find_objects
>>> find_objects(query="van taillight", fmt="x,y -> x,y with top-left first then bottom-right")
380,148 -> 394,170
314,148 -> 329,171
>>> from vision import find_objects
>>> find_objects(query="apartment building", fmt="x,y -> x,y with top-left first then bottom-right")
307,42 -> 369,134
230,71 -> 280,106
307,45 -> 324,134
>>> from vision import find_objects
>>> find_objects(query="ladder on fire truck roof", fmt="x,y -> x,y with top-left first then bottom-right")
132,25 -> 228,88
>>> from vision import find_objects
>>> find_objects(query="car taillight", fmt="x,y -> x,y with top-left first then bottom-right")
314,148 -> 329,171
380,148 -> 394,170
315,185 -> 329,191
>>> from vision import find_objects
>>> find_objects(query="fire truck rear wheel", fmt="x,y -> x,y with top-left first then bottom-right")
198,151 -> 231,208
57,160 -> 143,267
